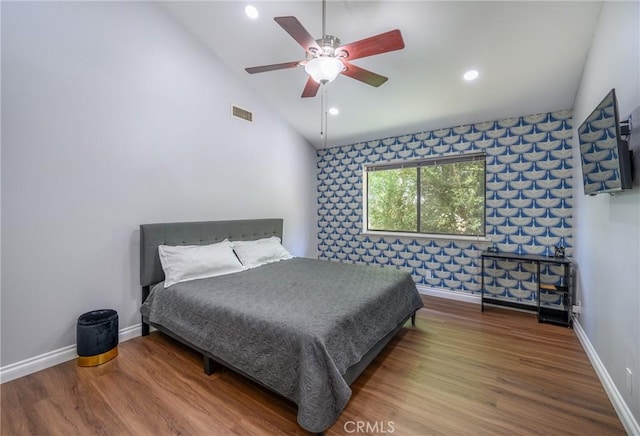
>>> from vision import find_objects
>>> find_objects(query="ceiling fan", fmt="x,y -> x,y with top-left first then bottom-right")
245,1 -> 405,98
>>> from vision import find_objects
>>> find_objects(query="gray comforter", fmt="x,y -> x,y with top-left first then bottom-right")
140,258 -> 423,432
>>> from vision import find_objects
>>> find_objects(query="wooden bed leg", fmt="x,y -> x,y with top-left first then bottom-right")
203,355 -> 214,375
411,312 -> 416,326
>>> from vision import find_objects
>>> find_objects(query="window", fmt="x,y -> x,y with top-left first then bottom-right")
364,153 -> 486,237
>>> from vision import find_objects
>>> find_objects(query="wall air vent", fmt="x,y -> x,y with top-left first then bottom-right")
231,104 -> 253,123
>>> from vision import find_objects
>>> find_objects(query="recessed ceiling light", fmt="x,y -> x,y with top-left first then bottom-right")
464,70 -> 479,81
245,5 -> 258,19
328,107 -> 339,115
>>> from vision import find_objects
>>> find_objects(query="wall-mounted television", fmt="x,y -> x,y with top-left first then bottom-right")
577,88 -> 633,195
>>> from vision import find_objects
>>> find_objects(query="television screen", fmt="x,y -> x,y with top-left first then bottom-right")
577,89 -> 632,195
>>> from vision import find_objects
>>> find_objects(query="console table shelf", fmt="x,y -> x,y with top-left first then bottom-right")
480,251 -> 573,327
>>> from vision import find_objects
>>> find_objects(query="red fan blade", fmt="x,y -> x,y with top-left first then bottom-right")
301,77 -> 321,98
274,16 -> 321,53
341,62 -> 388,87
336,29 -> 404,61
245,61 -> 302,74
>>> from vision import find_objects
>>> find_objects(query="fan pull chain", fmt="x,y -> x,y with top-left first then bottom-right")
320,87 -> 324,139
320,85 -> 328,147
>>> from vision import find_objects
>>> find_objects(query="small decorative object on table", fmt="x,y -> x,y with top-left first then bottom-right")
554,245 -> 565,258
77,309 -> 118,366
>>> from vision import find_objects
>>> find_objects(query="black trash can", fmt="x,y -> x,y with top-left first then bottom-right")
77,309 -> 118,367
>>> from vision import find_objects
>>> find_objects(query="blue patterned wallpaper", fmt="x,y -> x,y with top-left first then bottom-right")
316,110 -> 574,306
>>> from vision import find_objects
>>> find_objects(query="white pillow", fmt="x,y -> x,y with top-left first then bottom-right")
158,240 -> 246,288
231,236 -> 293,269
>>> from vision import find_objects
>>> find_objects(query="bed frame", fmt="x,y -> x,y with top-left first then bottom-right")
139,219 -> 417,429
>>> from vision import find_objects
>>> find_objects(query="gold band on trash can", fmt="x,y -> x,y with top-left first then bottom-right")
77,346 -> 118,367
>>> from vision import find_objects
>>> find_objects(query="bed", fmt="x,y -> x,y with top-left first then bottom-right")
139,219 -> 423,433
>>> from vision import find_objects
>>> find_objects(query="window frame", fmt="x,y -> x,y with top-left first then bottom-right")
362,152 -> 488,241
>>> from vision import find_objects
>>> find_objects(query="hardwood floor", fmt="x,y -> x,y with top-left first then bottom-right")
1,296 -> 626,435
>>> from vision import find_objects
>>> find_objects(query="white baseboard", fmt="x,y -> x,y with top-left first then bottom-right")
417,285 -> 481,304
572,316 -> 640,435
0,323 -> 142,384
118,323 -> 142,343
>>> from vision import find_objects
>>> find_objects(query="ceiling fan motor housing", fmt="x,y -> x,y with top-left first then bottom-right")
308,35 -> 342,59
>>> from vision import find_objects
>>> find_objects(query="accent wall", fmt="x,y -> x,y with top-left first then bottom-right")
317,109 -> 573,306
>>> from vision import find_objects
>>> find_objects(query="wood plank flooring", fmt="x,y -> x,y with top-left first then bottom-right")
1,296 -> 626,435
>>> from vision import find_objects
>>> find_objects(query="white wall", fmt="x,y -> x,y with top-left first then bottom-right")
572,0 -> 640,423
1,2 -> 318,367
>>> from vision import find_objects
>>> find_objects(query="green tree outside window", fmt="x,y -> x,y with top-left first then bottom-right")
366,156 -> 485,237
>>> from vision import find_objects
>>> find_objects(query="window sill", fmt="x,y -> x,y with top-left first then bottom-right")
362,230 -> 491,243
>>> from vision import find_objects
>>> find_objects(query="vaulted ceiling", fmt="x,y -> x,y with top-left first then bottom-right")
162,1 -> 602,148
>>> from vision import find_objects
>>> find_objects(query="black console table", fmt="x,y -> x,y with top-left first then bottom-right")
480,251 -> 573,327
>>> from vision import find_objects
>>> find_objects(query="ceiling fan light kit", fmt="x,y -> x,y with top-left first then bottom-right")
305,56 -> 344,84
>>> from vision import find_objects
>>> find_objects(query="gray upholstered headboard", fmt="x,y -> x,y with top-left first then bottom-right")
139,218 -> 283,288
